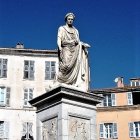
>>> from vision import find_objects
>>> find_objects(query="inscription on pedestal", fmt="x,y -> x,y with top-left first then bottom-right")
69,116 -> 90,140
42,117 -> 57,140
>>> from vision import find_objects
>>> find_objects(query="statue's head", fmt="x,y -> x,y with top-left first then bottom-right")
64,13 -> 75,22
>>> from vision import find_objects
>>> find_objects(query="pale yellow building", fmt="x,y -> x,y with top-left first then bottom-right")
0,44 -> 58,140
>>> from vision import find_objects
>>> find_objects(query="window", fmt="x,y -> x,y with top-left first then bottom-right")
128,92 -> 140,105
23,88 -> 33,107
100,123 -> 118,139
45,61 -> 56,80
24,60 -> 34,80
21,122 -> 33,140
130,81 -> 140,86
0,121 -> 9,139
0,87 -> 10,106
129,122 -> 140,138
103,94 -> 116,107
0,58 -> 8,78
127,92 -> 133,105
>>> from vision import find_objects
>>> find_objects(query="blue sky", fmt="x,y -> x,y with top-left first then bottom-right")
0,0 -> 140,89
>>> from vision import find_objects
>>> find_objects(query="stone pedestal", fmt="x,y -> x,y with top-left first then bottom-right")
30,85 -> 102,140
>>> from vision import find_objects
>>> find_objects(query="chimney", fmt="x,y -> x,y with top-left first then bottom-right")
16,43 -> 24,49
114,77 -> 124,87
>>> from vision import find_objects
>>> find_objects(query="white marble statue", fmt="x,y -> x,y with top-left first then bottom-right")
57,13 -> 90,91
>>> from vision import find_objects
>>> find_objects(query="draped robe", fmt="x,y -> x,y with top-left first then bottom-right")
57,25 -> 89,91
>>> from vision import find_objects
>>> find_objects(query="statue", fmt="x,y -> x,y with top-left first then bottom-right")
57,13 -> 90,91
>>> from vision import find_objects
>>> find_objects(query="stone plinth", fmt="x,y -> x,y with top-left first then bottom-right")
30,85 -> 102,140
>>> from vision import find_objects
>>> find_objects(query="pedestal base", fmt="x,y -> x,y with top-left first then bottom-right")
30,85 -> 102,140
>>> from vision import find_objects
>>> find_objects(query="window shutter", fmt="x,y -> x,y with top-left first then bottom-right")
24,60 -> 34,80
0,122 -> 4,138
28,123 -> 33,136
29,91 -> 33,106
0,88 -> 3,105
113,123 -> 118,138
4,122 -> 9,139
129,122 -> 134,137
45,61 -> 50,80
24,89 -> 28,106
98,94 -> 103,106
100,124 -> 104,138
6,87 -> 10,106
51,61 -> 56,79
3,59 -> 7,77
0,70 -> 2,77
0,59 -> 2,77
0,59 -> 7,78
24,61 -> 28,79
22,122 -> 27,136
29,92 -> 33,100
24,65 -> 29,71
99,100 -> 103,107
30,61 -> 34,79
111,93 -> 116,106
103,96 -> 107,106
127,92 -> 133,105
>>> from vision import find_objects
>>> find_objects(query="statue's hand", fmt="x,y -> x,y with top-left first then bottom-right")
84,43 -> 90,48
81,42 -> 90,48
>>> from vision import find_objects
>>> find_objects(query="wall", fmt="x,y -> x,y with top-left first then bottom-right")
97,107 -> 140,140
0,51 -> 58,140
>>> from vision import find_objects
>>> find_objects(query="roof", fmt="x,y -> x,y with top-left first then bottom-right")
130,78 -> 140,80
0,47 -> 58,57
91,86 -> 140,94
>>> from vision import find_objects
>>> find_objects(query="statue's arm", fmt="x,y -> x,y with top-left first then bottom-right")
57,27 -> 63,51
57,37 -> 62,51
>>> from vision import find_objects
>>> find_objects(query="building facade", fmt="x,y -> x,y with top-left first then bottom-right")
95,77 -> 140,140
0,45 -> 58,140
1,45 -> 140,140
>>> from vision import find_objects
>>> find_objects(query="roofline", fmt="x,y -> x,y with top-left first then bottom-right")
130,78 -> 140,80
97,104 -> 140,112
91,86 -> 140,94
0,47 -> 58,57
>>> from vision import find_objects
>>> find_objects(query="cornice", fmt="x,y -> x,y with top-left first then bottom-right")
97,105 -> 140,112
29,84 -> 103,111
0,48 -> 58,57
91,86 -> 140,94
